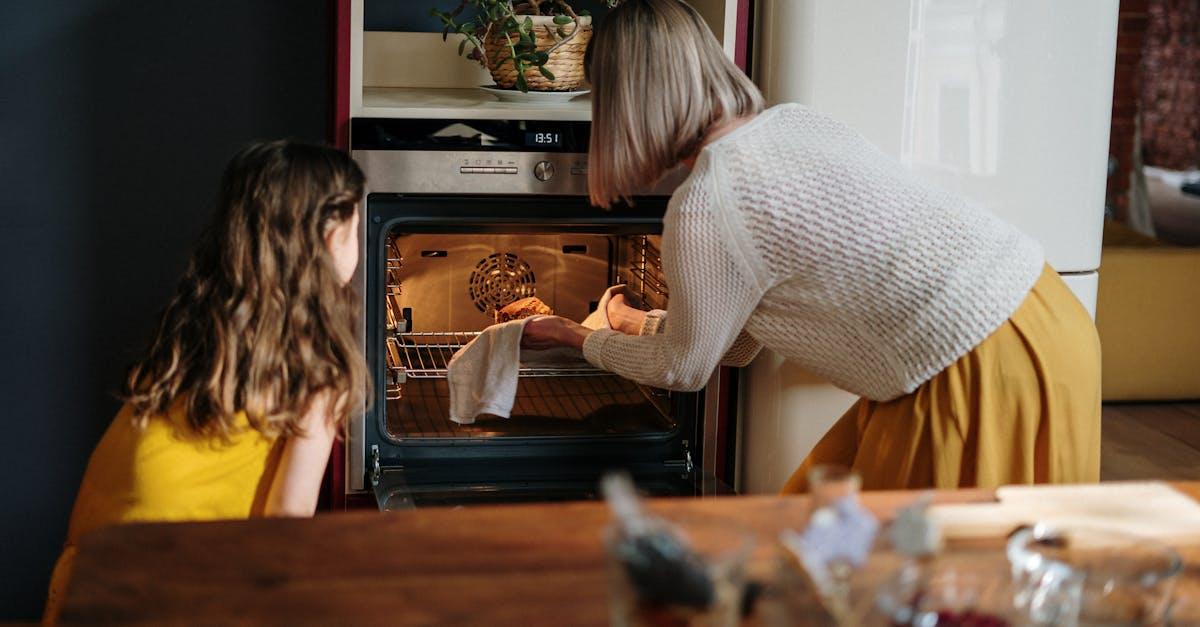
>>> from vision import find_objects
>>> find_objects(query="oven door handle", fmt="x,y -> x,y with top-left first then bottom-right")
373,463 -> 417,511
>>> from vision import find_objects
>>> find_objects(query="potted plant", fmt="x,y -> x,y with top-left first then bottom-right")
431,0 -> 620,92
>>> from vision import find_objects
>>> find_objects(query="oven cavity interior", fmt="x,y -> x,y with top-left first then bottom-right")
382,231 -> 675,441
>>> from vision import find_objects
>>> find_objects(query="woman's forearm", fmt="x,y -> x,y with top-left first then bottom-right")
558,319 -> 593,349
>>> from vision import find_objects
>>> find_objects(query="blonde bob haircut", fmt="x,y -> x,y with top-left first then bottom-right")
586,0 -> 764,207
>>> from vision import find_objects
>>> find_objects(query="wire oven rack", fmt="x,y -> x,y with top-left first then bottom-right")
384,238 -> 405,334
387,332 -> 607,380
620,235 -> 669,312
383,331 -> 674,438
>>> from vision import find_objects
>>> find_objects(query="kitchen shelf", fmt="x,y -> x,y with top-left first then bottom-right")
359,87 -> 591,121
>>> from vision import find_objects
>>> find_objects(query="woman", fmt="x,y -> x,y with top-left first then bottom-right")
523,0 -> 1101,492
45,141 -> 367,621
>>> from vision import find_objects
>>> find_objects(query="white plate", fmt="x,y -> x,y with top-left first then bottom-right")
478,85 -> 590,105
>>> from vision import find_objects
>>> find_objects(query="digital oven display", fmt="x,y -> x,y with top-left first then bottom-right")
524,131 -> 562,148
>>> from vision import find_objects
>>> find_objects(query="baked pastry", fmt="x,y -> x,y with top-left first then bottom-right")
495,296 -> 553,323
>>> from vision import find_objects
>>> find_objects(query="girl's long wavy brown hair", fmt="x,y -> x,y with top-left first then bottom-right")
123,140 -> 368,439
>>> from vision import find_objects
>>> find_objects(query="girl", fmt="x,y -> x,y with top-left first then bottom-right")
45,140 -> 367,621
523,0 -> 1101,492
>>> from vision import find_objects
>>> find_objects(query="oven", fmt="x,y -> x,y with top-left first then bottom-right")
348,118 -> 734,509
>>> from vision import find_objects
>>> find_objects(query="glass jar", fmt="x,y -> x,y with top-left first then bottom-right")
1007,524 -> 1182,626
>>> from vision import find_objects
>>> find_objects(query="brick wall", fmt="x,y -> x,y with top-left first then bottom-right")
1141,0 -> 1200,170
1107,0 -> 1200,221
1107,0 -> 1148,222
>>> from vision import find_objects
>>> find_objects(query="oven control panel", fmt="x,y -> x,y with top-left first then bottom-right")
357,150 -> 594,195
350,118 -> 682,196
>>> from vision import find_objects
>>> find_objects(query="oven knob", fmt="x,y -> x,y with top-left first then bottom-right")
533,161 -> 555,182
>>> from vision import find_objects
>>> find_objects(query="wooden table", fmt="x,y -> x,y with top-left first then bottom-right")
59,483 -> 1200,625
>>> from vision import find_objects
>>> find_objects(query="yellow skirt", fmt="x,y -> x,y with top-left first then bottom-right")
782,265 -> 1101,493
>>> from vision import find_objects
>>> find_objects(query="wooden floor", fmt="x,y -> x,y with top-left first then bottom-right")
1101,402 -> 1200,481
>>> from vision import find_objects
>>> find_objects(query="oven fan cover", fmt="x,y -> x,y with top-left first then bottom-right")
468,252 -> 537,314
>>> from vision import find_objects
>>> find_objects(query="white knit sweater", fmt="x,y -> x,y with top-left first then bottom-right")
582,104 -> 1045,401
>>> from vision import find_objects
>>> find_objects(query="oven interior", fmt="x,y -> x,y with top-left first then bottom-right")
381,231 -> 674,442
358,195 -> 709,507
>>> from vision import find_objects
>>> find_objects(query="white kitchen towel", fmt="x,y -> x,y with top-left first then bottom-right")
581,284 -> 621,330
446,317 -> 531,424
447,285 -> 624,424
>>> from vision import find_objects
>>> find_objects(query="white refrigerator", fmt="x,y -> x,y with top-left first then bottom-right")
738,0 -> 1118,493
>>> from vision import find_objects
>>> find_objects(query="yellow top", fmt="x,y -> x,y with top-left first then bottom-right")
45,401 -> 282,622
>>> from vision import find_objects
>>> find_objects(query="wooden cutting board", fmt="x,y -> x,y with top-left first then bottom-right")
929,481 -> 1200,544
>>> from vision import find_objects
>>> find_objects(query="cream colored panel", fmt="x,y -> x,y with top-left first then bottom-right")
364,32 -> 492,89
351,0 -> 364,114
755,0 -> 1117,273
689,0 -> 738,59
1061,271 -> 1098,321
738,349 -> 856,494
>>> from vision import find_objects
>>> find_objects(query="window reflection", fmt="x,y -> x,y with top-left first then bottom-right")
902,0 -> 1004,177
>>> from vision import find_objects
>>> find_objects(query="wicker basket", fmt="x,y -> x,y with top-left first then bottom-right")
482,15 -> 591,91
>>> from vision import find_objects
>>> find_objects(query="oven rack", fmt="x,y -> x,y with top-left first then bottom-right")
625,265 -> 668,299
386,331 -> 609,380
621,236 -> 669,311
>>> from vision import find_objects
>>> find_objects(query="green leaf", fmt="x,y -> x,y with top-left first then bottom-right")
532,51 -> 549,65
516,72 -> 529,92
538,66 -> 556,81
552,14 -> 572,25
458,38 -> 467,56
522,16 -> 534,35
578,9 -> 591,16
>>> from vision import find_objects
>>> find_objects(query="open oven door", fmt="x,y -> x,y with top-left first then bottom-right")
372,460 -> 735,510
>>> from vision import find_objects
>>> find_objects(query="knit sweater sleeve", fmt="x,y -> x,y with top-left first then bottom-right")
582,164 -> 767,391
639,311 -> 762,367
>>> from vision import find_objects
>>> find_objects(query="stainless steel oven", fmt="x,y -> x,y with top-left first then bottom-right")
348,118 -> 733,509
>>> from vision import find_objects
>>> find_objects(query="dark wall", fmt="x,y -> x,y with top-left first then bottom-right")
0,2 -> 330,619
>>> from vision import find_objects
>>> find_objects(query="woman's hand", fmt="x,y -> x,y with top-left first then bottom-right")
606,293 -> 648,336
521,315 -> 592,350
